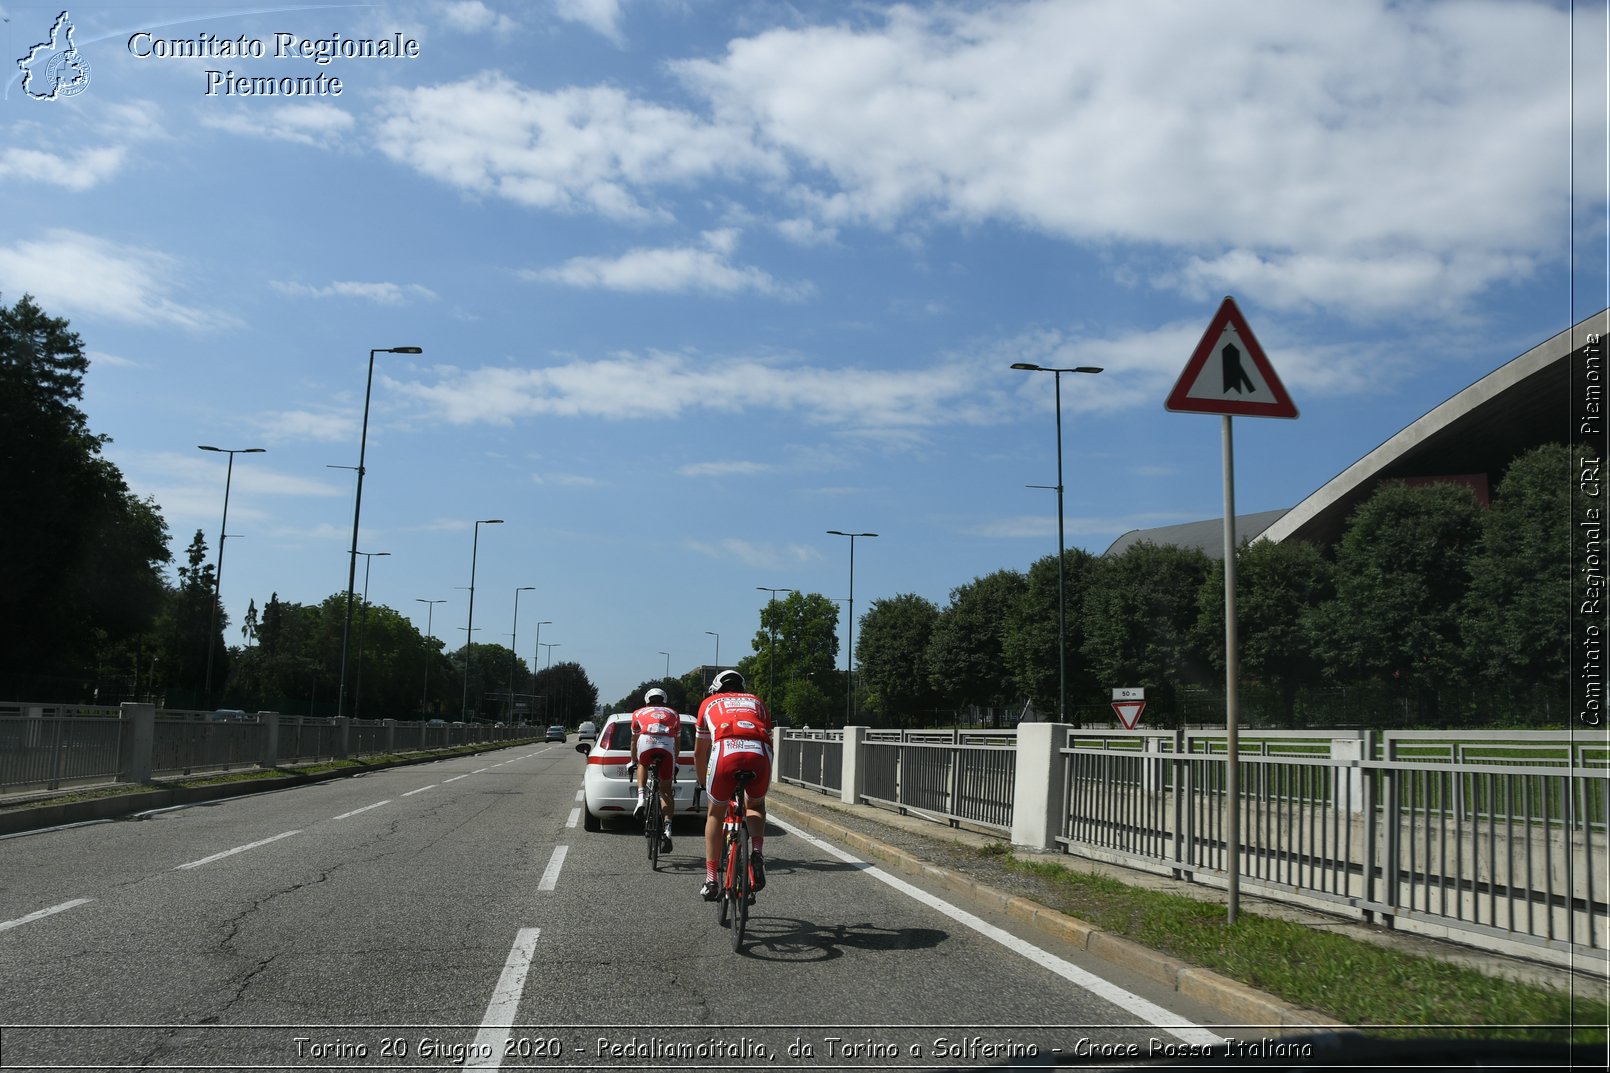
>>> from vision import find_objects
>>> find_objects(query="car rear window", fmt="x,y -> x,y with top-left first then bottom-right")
604,722 -> 633,750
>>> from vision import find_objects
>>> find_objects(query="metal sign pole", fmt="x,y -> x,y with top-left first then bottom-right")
1222,414 -> 1241,924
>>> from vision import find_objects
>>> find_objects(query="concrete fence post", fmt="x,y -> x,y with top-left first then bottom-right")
262,712 -> 281,769
384,718 -> 396,754
121,702 -> 156,784
335,716 -> 350,760
1332,736 -> 1365,814
841,725 -> 867,805
1011,722 -> 1072,851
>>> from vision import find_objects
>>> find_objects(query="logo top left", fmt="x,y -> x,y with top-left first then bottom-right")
18,10 -> 91,101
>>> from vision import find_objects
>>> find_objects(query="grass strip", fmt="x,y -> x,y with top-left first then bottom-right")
988,846 -> 1607,1044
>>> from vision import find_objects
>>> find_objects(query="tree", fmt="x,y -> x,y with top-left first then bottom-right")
1309,481 -> 1483,723
856,593 -> 941,726
153,530 -> 225,705
1082,542 -> 1213,723
927,569 -> 1029,713
534,660 -> 599,726
749,591 -> 841,724
1003,548 -> 1101,719
1193,538 -> 1333,724
0,293 -> 171,694
454,641 -> 520,720
1461,445 -> 1572,714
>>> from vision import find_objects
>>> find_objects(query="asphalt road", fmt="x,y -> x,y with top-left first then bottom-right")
0,743 -> 1234,1071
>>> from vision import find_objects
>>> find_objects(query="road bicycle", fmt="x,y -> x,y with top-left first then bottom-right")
642,763 -> 667,871
716,770 -> 757,950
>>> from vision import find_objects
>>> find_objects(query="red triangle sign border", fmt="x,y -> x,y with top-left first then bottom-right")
1165,297 -> 1299,419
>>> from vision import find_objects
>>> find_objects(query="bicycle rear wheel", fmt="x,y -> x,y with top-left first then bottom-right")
730,832 -> 749,950
645,773 -> 662,870
717,830 -> 732,926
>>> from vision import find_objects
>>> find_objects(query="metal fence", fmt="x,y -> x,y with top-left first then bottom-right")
0,703 -> 535,795
779,725 -> 1610,965
859,729 -> 1017,832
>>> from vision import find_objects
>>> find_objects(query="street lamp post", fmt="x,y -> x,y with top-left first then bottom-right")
826,530 -> 878,725
1011,362 -> 1101,722
352,551 -> 390,718
529,619 -> 551,721
704,630 -> 720,689
755,586 -> 795,714
509,586 -> 534,719
541,642 -> 560,668
461,518 -> 504,720
415,598 -> 445,714
198,445 -> 265,707
338,345 -> 422,720
659,651 -> 671,681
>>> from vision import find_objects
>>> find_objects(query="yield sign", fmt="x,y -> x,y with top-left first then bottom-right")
1165,297 -> 1298,418
1111,700 -> 1146,729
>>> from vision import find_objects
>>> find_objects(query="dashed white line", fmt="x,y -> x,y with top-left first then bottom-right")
566,808 -> 580,828
774,818 -> 1225,1048
573,788 -> 584,802
401,784 -> 437,797
473,767 -> 490,774
0,898 -> 93,932
468,927 -> 541,1070
174,830 -> 301,871
443,774 -> 470,784
536,846 -> 568,891
331,800 -> 391,821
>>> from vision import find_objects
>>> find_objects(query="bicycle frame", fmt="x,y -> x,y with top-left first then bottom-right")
717,776 -> 753,949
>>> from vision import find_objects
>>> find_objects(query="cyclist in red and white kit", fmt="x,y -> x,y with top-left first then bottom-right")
630,687 -> 679,854
694,669 -> 773,901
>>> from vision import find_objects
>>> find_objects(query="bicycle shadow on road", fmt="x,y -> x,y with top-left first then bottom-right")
726,915 -> 947,963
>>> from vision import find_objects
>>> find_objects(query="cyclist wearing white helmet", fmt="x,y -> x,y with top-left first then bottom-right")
694,668 -> 774,901
630,686 -> 679,853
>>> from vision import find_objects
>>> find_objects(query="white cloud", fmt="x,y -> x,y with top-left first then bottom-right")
530,229 -> 809,298
370,74 -> 782,220
438,0 -> 519,37
685,537 -> 821,568
671,0 -> 1569,316
0,230 -> 240,331
554,0 -> 624,45
88,349 -> 137,368
271,280 -> 439,305
0,145 -> 127,191
201,103 -> 355,147
678,460 -> 771,478
249,409 -> 355,444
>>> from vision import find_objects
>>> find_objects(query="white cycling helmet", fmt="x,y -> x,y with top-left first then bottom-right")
644,687 -> 668,705
707,669 -> 745,695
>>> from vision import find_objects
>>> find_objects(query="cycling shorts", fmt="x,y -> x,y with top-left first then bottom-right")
706,737 -> 771,804
636,736 -> 676,780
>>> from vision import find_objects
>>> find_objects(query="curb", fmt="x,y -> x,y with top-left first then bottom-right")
0,741 -> 540,837
767,797 -> 1346,1034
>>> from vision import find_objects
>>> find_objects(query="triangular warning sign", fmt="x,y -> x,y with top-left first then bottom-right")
1111,700 -> 1145,729
1166,297 -> 1298,418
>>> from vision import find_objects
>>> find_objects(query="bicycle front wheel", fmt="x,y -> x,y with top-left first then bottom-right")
730,833 -> 749,951
645,776 -> 662,870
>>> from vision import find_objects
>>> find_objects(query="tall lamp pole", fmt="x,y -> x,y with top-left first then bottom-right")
755,586 -> 795,713
659,651 -> 671,681
339,345 -> 422,719
826,530 -> 877,725
198,445 -> 264,707
352,551 -> 390,718
415,598 -> 445,714
1011,362 -> 1101,722
460,518 -> 504,720
529,619 -> 551,722
509,586 -> 534,718
704,630 -> 720,689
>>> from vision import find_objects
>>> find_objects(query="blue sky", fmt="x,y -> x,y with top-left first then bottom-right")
3,0 -> 1605,707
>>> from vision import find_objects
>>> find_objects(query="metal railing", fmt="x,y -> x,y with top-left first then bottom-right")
0,703 -> 535,795
778,724 -> 1610,965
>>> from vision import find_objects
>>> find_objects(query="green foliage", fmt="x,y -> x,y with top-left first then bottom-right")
533,660 -> 599,726
857,593 -> 941,726
1309,482 -> 1483,721
1003,548 -> 1101,717
1082,542 -> 1213,720
927,569 -> 1029,709
0,293 -> 172,692
750,591 -> 841,723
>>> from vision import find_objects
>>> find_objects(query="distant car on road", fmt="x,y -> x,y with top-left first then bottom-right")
574,712 -> 703,832
545,725 -> 567,742
576,720 -> 597,744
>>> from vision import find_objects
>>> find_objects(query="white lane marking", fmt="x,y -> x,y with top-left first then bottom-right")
444,774 -> 470,784
775,818 -> 1225,1048
536,846 -> 568,891
473,767 -> 490,774
573,788 -> 584,802
566,808 -> 580,828
0,898 -> 93,932
331,800 -> 391,821
174,830 -> 301,871
468,926 -> 541,1070
401,784 -> 437,797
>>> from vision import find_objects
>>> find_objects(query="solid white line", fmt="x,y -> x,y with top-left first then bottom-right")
401,784 -> 436,797
774,818 -> 1225,1048
0,898 -> 93,932
331,800 -> 391,821
467,927 -> 541,1070
536,846 -> 568,891
566,808 -> 580,828
174,830 -> 301,871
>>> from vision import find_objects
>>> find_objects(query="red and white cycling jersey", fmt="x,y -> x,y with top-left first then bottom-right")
696,692 -> 772,743
698,692 -> 773,801
631,705 -> 680,778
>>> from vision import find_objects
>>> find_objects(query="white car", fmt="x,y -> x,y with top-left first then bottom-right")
575,712 -> 704,832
